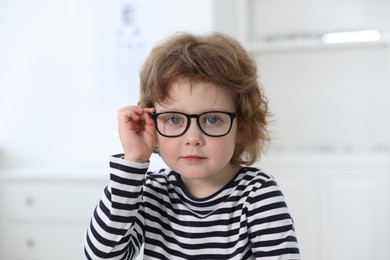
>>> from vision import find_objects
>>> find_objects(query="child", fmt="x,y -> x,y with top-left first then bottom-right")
84,32 -> 300,259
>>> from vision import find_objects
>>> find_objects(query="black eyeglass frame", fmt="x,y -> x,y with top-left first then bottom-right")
151,111 -> 238,138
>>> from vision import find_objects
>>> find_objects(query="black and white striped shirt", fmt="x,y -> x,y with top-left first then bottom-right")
84,155 -> 300,259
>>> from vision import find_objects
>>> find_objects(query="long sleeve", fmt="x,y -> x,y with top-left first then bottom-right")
84,155 -> 149,260
247,178 -> 300,259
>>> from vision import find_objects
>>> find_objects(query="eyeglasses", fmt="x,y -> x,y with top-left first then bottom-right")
151,111 -> 238,137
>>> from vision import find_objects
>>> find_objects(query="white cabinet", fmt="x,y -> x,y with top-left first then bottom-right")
0,168 -> 145,260
0,168 -> 105,260
320,168 -> 389,260
0,162 -> 388,260
259,155 -> 390,260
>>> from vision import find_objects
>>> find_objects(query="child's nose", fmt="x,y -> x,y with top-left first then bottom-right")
184,119 -> 205,146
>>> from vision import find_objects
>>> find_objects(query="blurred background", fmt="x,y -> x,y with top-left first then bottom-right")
0,0 -> 389,259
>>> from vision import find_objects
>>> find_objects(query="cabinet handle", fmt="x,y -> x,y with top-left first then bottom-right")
26,238 -> 35,248
25,197 -> 34,206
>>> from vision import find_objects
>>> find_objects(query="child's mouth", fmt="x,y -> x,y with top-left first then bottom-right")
182,155 -> 206,163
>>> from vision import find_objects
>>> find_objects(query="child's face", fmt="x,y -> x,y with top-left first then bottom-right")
154,78 -> 239,183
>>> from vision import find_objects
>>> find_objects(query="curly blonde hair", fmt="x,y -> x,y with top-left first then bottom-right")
138,32 -> 270,165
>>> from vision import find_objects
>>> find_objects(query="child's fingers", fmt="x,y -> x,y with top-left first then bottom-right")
118,106 -> 141,120
118,106 -> 156,133
118,106 -> 155,117
118,106 -> 145,123
118,105 -> 140,115
142,108 -> 156,125
142,113 -> 156,134
142,107 -> 156,114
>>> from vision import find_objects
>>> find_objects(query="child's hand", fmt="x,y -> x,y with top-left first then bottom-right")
117,106 -> 156,163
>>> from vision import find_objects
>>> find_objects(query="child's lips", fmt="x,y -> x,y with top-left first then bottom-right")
182,155 -> 206,163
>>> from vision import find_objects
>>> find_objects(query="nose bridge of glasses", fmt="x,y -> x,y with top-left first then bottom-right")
187,114 -> 200,120
186,114 -> 203,131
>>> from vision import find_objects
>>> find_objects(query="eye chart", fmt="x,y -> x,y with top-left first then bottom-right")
96,0 -> 167,109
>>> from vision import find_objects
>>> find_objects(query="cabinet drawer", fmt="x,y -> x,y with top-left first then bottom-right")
2,180 -> 106,221
3,223 -> 87,260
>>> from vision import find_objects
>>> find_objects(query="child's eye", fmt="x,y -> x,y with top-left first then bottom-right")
204,115 -> 222,125
166,115 -> 184,125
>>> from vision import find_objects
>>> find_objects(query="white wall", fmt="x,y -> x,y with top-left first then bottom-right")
237,0 -> 390,155
0,0 -> 216,170
0,0 -> 108,168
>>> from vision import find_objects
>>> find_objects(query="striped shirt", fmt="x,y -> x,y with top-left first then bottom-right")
84,155 -> 300,259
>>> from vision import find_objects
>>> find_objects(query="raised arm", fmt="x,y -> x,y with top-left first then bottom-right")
84,106 -> 156,259
84,156 -> 149,259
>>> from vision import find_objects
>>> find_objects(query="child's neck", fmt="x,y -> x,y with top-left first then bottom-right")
180,164 -> 241,199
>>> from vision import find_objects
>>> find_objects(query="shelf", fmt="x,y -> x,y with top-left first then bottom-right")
247,37 -> 390,53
